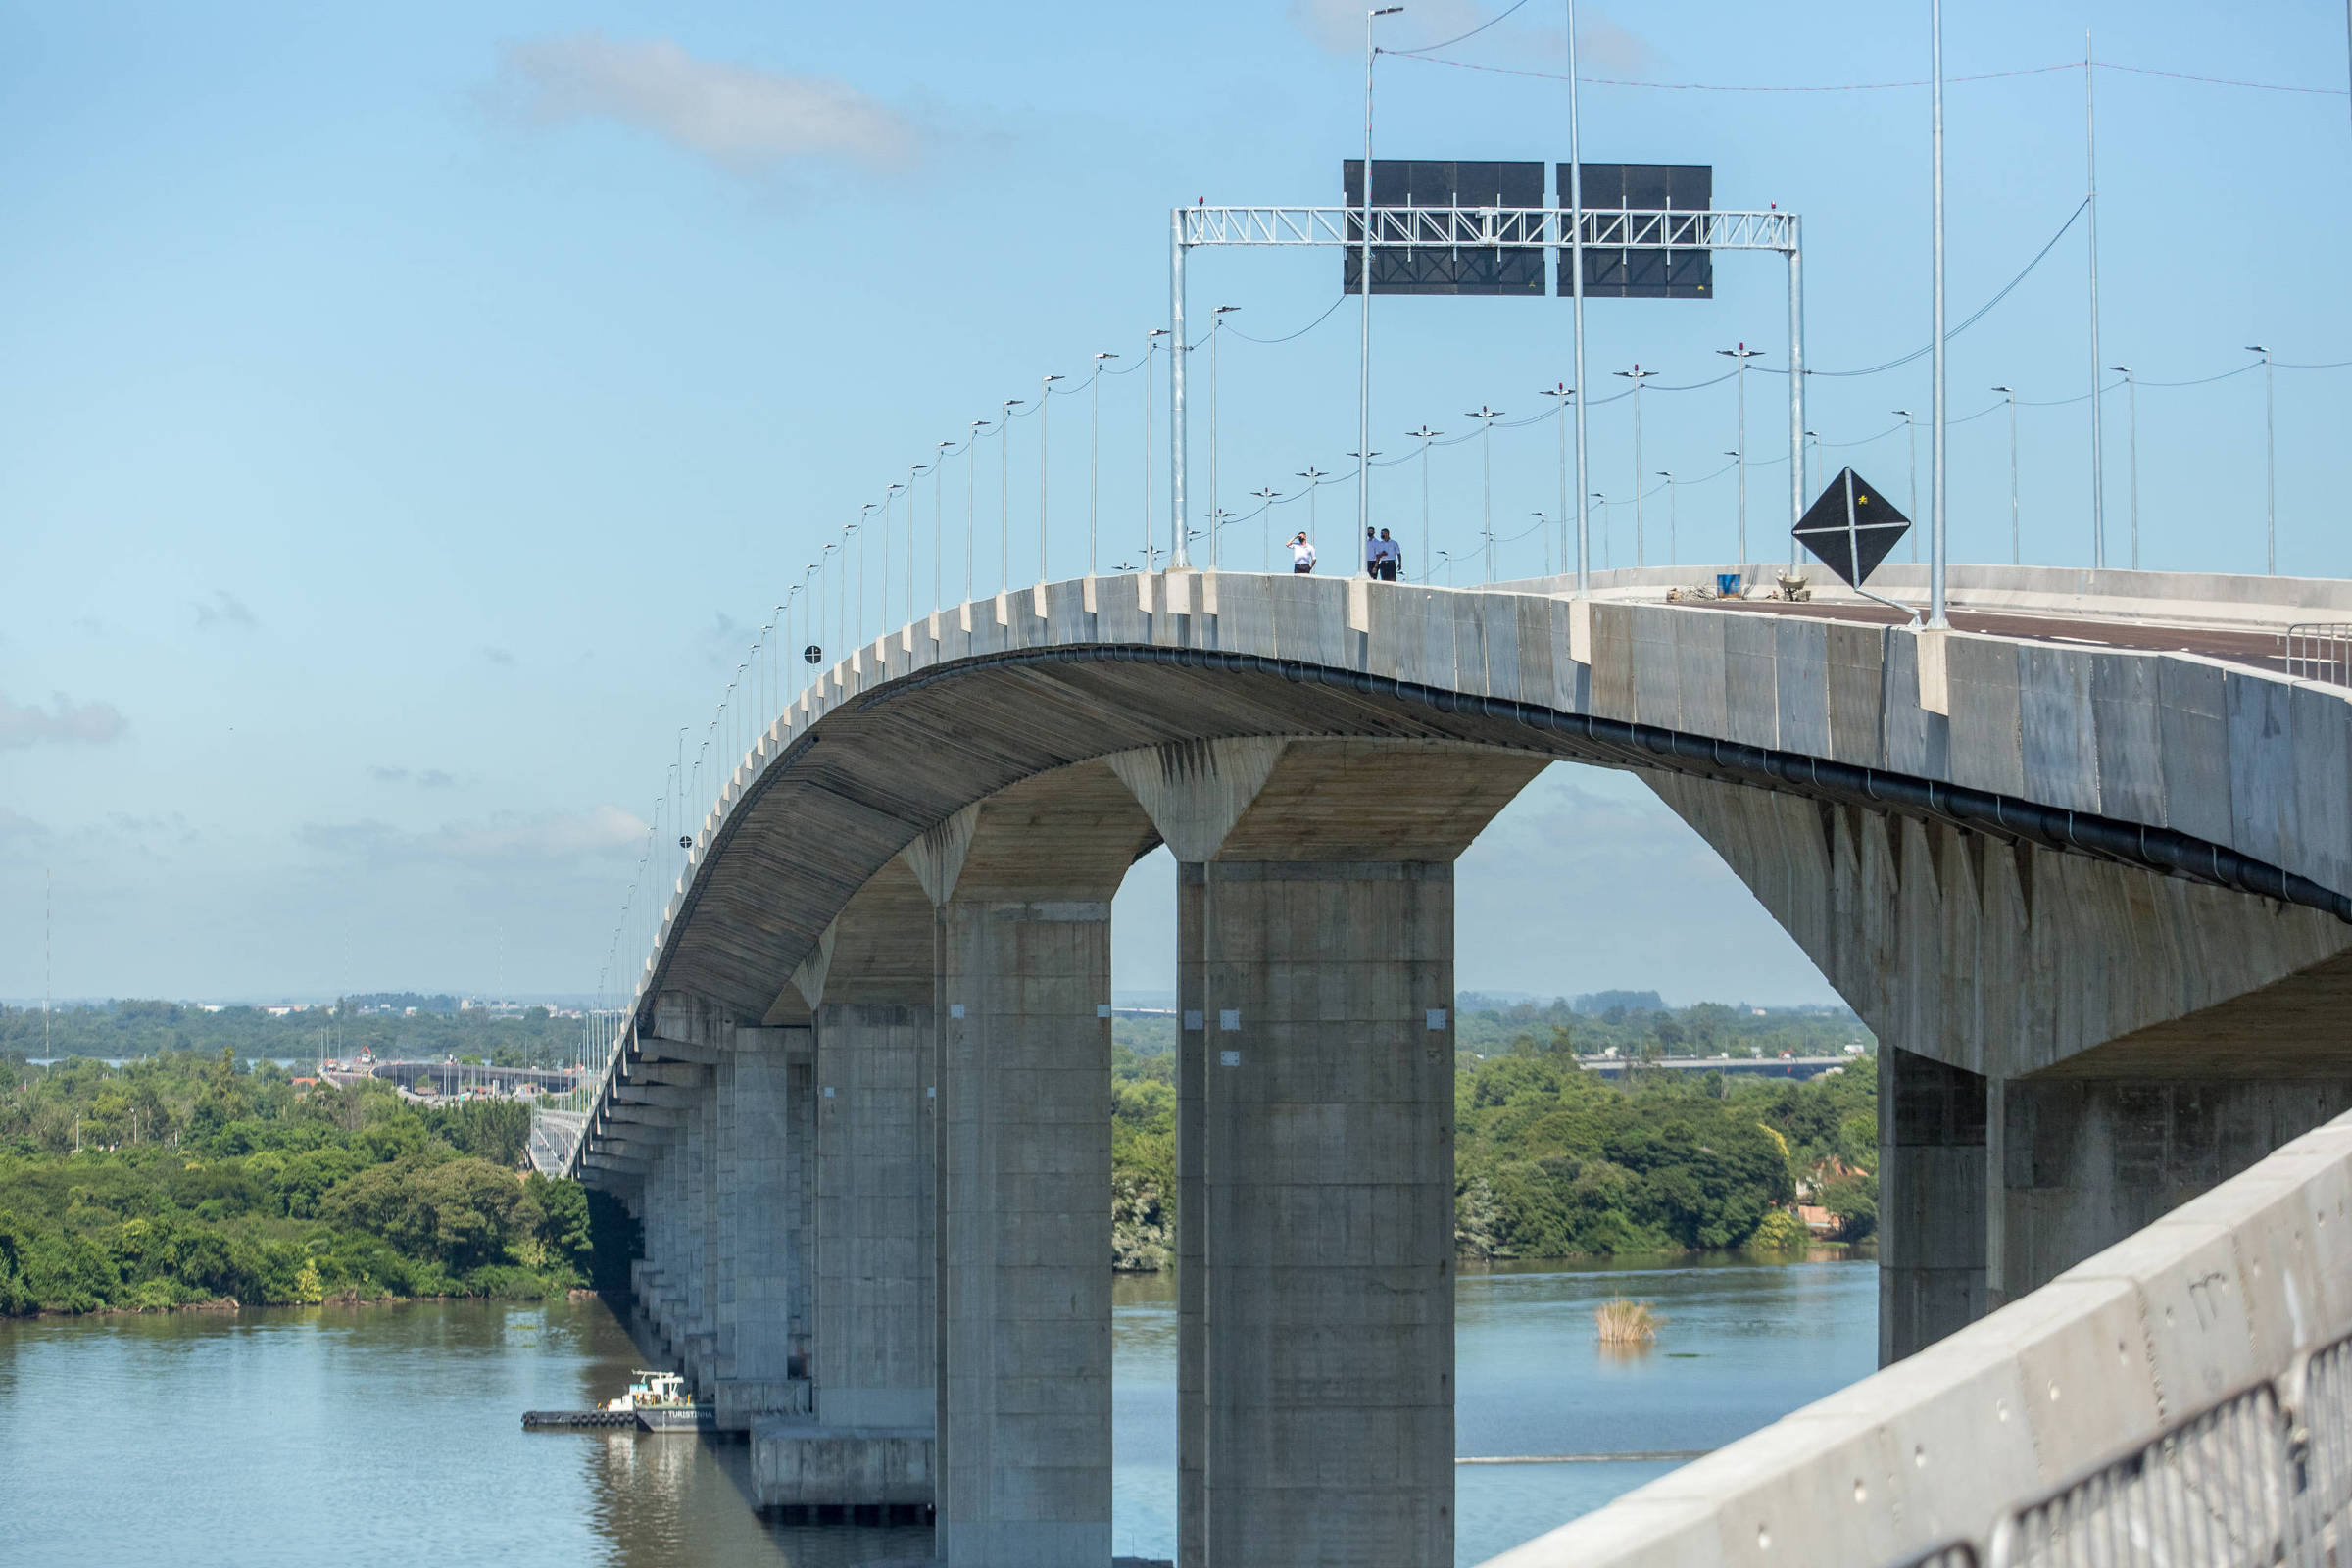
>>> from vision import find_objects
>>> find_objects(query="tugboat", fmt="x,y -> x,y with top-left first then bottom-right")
605,1370 -> 714,1433
522,1369 -> 714,1432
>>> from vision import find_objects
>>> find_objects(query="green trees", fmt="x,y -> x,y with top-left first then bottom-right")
0,1050 -> 595,1316
1450,1054 -> 1874,1258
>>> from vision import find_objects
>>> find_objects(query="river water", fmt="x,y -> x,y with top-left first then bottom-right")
1,1253 -> 1874,1567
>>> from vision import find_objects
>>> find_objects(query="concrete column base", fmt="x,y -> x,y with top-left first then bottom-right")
1881,1047 -> 1988,1365
752,1420 -> 935,1508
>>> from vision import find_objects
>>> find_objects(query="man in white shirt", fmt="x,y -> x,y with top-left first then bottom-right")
1289,532 -> 1318,573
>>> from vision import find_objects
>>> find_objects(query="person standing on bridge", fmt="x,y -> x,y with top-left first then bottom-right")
1364,525 -> 1380,575
1375,527 -> 1401,581
1289,530 -> 1317,574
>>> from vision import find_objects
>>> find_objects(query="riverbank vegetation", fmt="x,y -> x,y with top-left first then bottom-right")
0,998 -> 585,1069
0,1050 -> 595,1316
1108,1014 -> 1878,1266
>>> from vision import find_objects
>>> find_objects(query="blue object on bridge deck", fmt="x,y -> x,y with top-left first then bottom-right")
1717,572 -> 1742,596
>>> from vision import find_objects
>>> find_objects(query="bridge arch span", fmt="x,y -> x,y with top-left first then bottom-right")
576,569 -> 2352,1567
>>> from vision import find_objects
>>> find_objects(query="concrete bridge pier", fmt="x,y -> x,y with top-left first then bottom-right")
1644,768 -> 2352,1364
1112,739 -> 1546,1568
610,1004 -> 814,1426
908,763 -> 1156,1568
752,860 -> 938,1504
716,1024 -> 813,1429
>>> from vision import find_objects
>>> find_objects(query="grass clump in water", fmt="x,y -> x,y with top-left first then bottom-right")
1594,1297 -> 1664,1347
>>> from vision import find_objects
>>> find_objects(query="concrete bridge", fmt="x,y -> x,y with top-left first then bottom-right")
563,561 -> 2352,1566
323,1059 -> 579,1097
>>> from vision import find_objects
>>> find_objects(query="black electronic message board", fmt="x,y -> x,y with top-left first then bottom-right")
1341,160 -> 1545,296
1559,164 -> 1714,299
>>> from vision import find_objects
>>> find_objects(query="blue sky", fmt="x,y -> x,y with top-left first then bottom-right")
5,0 -> 2348,1004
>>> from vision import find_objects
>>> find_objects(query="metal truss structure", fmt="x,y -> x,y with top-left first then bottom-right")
1179,205 -> 1798,255
1164,203 -> 1808,580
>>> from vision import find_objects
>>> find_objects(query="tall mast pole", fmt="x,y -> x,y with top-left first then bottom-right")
2085,35 -> 2107,569
1928,0 -> 1948,627
1358,10 -> 1400,565
1567,0 -> 1590,592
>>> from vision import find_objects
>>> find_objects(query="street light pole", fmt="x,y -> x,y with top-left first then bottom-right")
1090,353 -> 1116,576
907,466 -> 926,627
858,503 -> 875,646
1145,329 -> 1168,571
1590,493 -> 1610,570
1409,426 -> 1441,564
1465,407 -> 1502,582
1000,399 -> 1023,594
1041,374 -> 1064,587
1613,366 -> 1657,565
1893,410 -> 1919,563
1541,384 -> 1572,579
1717,345 -> 1761,565
1211,306 -> 1238,567
882,483 -> 904,636
1251,486 -> 1280,570
1359,7 -> 1404,560
936,441 -> 953,610
1346,451 -> 1382,573
967,420 -> 988,604
2108,367 -> 2138,568
1991,387 -> 2018,564
1994,385 -> 2013,564
1656,471 -> 1678,565
1296,467 -> 1328,552
2250,344 -> 2276,573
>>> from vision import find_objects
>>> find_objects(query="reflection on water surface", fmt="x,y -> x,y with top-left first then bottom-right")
4,1250 -> 1873,1567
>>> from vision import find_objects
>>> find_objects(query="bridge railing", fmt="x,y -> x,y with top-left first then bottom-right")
2286,622 -> 2352,685
1484,1107 -> 2352,1568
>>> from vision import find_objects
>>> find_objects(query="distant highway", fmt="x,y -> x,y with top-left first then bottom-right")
1574,1054 -> 1860,1080
318,1059 -> 581,1096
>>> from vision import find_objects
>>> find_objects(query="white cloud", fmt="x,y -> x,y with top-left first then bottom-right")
1575,14 -> 1655,74
194,590 -> 257,630
304,805 -> 649,868
495,32 -> 917,176
0,692 -> 126,749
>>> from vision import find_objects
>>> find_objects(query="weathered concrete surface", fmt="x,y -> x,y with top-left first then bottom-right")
1480,1105 -> 2352,1568
1114,739 -> 1544,1568
752,1418 -> 934,1508
1880,1048 -> 1989,1364
799,860 -> 939,1441
908,762 -> 1154,1568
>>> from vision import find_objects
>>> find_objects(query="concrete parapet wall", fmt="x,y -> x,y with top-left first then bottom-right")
1501,561 -> 2352,632
1477,1106 -> 2352,1568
